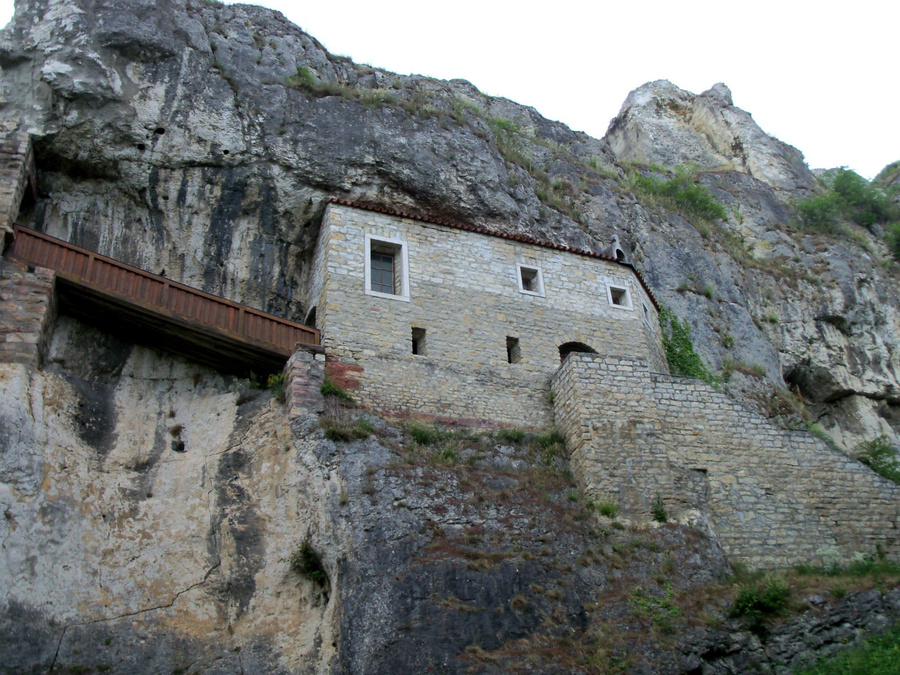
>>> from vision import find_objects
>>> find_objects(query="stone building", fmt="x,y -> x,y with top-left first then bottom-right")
304,200 -> 900,567
304,201 -> 665,427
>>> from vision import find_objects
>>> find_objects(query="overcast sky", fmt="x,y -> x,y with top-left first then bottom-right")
1,1 -> 896,179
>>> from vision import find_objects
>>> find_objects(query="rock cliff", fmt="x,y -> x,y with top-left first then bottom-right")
2,0 -> 900,673
3,0 -> 897,450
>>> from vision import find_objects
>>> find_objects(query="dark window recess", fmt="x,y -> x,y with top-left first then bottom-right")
506,336 -> 521,364
370,250 -> 395,294
610,287 -> 628,306
558,341 -> 598,363
304,307 -> 317,328
412,327 -> 426,355
520,266 -> 538,292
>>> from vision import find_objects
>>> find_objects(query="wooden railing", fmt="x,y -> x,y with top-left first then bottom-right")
9,226 -> 319,356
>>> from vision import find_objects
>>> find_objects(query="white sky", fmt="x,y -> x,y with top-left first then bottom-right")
1,0 -> 896,179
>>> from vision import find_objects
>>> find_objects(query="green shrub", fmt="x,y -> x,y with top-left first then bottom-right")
832,168 -> 898,228
497,427 -> 526,444
855,435 -> 900,484
795,621 -> 900,675
321,416 -> 372,442
267,372 -> 285,402
289,540 -> 328,584
658,306 -> 717,385
886,222 -> 900,259
286,66 -> 317,90
321,378 -> 353,402
629,167 -> 727,223
730,576 -> 790,637
651,492 -> 668,523
405,420 -> 442,445
796,169 -> 899,239
596,500 -> 619,518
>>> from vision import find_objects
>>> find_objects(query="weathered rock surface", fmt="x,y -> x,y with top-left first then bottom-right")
606,80 -> 818,195
0,317 -> 339,674
2,0 -> 897,450
3,316 -> 899,674
2,0 -> 900,672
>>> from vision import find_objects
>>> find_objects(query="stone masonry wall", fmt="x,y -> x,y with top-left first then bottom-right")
0,259 -> 56,367
0,133 -> 34,253
314,204 -> 665,427
285,344 -> 326,420
553,353 -> 900,568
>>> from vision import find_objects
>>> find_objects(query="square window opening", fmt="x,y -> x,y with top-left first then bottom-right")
517,264 -> 545,296
412,327 -> 426,356
506,336 -> 521,364
608,285 -> 632,309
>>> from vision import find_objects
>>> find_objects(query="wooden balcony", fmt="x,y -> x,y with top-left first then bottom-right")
7,226 -> 319,375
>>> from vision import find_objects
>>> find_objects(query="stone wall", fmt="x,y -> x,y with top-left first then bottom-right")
0,133 -> 33,253
313,204 -> 665,427
285,344 -> 326,420
553,352 -> 900,568
0,259 -> 56,367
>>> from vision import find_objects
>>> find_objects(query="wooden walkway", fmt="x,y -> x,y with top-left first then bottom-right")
8,226 -> 319,375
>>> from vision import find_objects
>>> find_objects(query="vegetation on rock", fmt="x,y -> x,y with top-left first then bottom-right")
658,306 -> 718,384
795,168 -> 900,253
626,164 -> 728,225
796,623 -> 900,675
855,435 -> 900,484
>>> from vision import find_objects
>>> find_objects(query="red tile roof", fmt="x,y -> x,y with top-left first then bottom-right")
326,198 -> 660,310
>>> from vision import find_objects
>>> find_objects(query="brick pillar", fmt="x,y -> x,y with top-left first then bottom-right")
0,132 -> 34,255
284,344 -> 326,419
0,259 -> 56,367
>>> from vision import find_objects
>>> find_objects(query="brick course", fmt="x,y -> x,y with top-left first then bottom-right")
0,259 -> 56,367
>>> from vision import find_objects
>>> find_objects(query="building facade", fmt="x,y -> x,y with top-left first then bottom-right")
306,202 -> 665,426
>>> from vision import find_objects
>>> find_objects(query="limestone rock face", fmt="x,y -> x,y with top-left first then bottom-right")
0,318 -> 339,673
606,80 -> 818,194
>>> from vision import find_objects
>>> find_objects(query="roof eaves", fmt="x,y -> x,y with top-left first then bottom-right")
325,198 -> 660,310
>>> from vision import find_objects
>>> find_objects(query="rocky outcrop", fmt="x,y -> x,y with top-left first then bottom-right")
0,317 -> 339,673
605,80 -> 818,195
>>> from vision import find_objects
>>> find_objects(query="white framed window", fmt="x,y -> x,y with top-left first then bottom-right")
516,263 -> 545,297
365,234 -> 410,302
607,284 -> 633,310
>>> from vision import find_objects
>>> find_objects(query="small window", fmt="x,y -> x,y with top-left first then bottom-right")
607,284 -> 632,310
506,336 -> 521,364
365,234 -> 410,301
517,263 -> 545,297
411,327 -> 426,355
643,303 -> 651,324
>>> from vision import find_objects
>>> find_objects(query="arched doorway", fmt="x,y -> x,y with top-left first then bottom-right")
558,341 -> 598,363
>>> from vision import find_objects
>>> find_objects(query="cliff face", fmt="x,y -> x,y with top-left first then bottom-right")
2,1 -> 900,673
2,0 -> 897,450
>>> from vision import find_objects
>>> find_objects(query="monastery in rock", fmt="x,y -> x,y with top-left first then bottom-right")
2,136 -> 900,569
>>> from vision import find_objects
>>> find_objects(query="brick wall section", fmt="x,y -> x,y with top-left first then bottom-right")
553,353 -> 900,568
285,345 -> 326,420
0,259 -> 56,367
0,133 -> 34,253
312,204 -> 666,427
